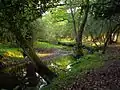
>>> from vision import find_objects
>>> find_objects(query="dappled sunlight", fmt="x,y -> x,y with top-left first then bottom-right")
48,56 -> 75,70
72,53 -> 104,72
37,53 -> 54,57
92,42 -> 104,46
55,59 -> 71,68
83,40 -> 104,47
4,51 -> 23,58
59,38 -> 75,43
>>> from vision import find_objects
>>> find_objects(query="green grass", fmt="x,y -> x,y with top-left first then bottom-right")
0,43 -> 24,60
0,41 -> 69,59
0,43 -> 20,55
0,41 -> 67,60
42,52 -> 104,90
34,42 -> 64,49
45,56 -> 75,72
71,52 -> 104,73
59,38 -> 75,44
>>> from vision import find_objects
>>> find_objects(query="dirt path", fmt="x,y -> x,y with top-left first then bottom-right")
36,48 -> 72,61
64,44 -> 120,90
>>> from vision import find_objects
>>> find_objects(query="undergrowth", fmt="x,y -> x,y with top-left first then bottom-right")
42,52 -> 104,90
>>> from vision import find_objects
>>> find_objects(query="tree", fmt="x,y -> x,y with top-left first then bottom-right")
0,0 -> 59,83
76,0 -> 89,57
92,0 -> 120,53
67,0 -> 89,58
39,6 -> 73,43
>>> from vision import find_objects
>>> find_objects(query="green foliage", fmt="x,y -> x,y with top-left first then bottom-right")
92,0 -> 120,19
49,6 -> 69,22
84,14 -> 120,42
39,6 -> 74,42
72,52 -> 103,72
0,28 -> 15,44
47,56 -> 75,70
0,0 -> 61,46
34,42 -> 64,49
85,16 -> 108,37
59,38 -> 75,44
0,43 -> 23,59
24,18 -> 45,42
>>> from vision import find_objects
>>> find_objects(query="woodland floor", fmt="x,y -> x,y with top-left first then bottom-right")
1,44 -> 120,90
36,48 -> 72,61
62,44 -> 120,90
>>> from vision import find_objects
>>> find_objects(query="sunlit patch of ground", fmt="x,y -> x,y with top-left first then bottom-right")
59,38 -> 75,43
92,42 -> 104,46
37,53 -> 54,57
4,51 -> 23,58
83,40 -> 104,47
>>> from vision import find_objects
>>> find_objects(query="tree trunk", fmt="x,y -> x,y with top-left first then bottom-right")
25,31 -> 34,48
108,24 -> 120,44
69,0 -> 77,42
112,28 -> 120,43
69,0 -> 80,58
108,32 -> 113,44
89,31 -> 99,48
75,0 -> 89,58
102,31 -> 110,54
10,24 -> 57,83
114,31 -> 119,42
102,20 -> 112,54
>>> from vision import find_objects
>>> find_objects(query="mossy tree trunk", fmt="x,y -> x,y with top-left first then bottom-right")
75,0 -> 89,58
10,23 -> 57,83
102,31 -> 111,54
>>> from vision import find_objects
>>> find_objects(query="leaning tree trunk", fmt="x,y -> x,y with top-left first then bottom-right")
10,24 -> 57,83
75,0 -> 89,58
